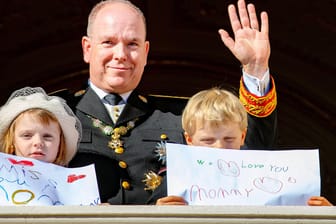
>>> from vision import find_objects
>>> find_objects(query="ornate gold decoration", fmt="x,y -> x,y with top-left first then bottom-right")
143,171 -> 162,191
143,142 -> 167,191
89,115 -> 137,152
239,76 -> 277,117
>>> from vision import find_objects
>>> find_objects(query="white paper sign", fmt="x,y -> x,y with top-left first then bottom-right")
0,152 -> 100,206
166,143 -> 320,205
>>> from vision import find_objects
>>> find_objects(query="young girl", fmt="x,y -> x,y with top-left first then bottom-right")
0,87 -> 82,166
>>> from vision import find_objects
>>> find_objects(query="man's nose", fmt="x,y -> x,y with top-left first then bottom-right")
113,43 -> 127,61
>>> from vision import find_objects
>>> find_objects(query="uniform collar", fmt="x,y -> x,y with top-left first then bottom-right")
89,81 -> 132,103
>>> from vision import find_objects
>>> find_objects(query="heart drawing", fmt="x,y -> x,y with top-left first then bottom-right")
253,177 -> 283,194
67,174 -> 86,183
217,159 -> 240,177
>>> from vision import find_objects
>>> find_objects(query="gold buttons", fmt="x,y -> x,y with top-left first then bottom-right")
122,181 -> 130,190
160,134 -> 167,140
115,147 -> 124,154
119,161 -> 127,168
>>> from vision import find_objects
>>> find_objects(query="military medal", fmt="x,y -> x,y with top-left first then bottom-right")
89,116 -> 137,152
143,138 -> 168,191
155,141 -> 167,165
143,171 -> 162,191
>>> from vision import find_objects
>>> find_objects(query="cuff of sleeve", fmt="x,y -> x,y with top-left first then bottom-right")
239,76 -> 277,118
242,68 -> 270,96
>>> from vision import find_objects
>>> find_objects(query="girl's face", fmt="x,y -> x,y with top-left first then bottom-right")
13,113 -> 61,163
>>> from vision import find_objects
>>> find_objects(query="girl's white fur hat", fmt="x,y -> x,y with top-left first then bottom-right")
0,87 -> 82,164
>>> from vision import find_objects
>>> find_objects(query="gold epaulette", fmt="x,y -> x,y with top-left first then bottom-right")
239,76 -> 277,118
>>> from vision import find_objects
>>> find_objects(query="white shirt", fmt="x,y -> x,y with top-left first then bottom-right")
242,69 -> 271,97
90,82 -> 131,123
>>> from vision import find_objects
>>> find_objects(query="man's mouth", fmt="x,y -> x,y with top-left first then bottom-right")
107,65 -> 130,70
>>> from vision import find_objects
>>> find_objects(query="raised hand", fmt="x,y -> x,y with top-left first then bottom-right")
218,0 -> 270,79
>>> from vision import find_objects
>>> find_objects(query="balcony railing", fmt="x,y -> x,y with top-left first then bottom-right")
0,205 -> 335,223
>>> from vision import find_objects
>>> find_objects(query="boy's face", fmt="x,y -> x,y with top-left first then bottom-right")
184,120 -> 246,150
13,113 -> 61,163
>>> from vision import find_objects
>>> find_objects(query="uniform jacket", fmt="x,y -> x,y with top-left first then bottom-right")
69,88 -> 185,204
69,87 -> 277,204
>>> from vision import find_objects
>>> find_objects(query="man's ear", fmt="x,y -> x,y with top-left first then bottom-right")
82,36 -> 91,63
143,41 -> 150,66
184,132 -> 193,145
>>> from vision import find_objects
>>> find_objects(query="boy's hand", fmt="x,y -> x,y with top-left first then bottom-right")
156,195 -> 188,205
307,196 -> 333,206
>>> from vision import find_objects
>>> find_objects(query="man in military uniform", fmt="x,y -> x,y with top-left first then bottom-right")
69,0 -> 277,204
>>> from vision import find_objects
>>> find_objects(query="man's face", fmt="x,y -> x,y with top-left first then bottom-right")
82,3 -> 149,93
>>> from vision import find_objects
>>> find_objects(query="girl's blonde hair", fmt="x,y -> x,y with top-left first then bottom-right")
1,108 -> 66,166
182,87 -> 247,136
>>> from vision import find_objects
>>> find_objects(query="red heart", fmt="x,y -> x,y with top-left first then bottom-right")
8,158 -> 34,166
67,174 -> 86,183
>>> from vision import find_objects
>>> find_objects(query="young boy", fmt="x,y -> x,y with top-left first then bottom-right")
150,87 -> 332,206
147,87 -> 247,205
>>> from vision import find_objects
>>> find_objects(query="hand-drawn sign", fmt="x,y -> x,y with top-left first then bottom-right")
166,143 -> 320,205
0,152 -> 100,205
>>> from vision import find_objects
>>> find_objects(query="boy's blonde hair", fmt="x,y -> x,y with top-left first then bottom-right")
1,108 -> 67,166
182,87 -> 247,136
